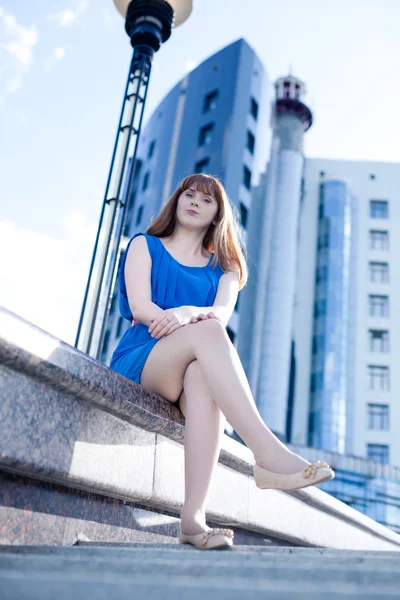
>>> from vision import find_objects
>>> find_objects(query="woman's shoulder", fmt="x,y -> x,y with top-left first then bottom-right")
126,232 -> 158,259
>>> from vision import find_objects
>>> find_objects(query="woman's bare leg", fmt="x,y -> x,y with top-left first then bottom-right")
140,319 -> 310,475
178,360 -> 226,535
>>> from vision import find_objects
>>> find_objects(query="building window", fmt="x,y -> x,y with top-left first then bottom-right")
203,89 -> 218,113
369,261 -> 389,283
250,97 -> 258,120
370,230 -> 389,250
136,205 -> 144,225
310,371 -> 323,393
320,171 -> 325,177
312,334 -> 325,354
239,202 -> 248,228
247,130 -> 255,154
367,404 -> 389,430
194,158 -> 209,174
226,327 -> 236,343
313,298 -> 327,318
369,330 -> 389,353
317,232 -> 329,249
116,316 -> 125,338
370,200 -> 388,218
367,443 -> 389,464
142,171 -> 150,191
316,265 -> 328,283
368,365 -> 390,391
369,295 -> 389,317
243,165 -> 252,190
148,140 -> 156,159
198,122 -> 214,146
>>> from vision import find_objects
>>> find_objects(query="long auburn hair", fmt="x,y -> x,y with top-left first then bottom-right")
145,174 -> 248,290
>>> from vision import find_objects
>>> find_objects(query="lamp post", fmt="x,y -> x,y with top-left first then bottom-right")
75,0 -> 193,359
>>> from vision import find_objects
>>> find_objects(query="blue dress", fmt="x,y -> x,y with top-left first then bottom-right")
109,232 -> 225,384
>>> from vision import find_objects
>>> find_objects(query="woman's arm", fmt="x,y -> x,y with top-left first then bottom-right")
180,271 -> 240,327
124,236 -> 165,327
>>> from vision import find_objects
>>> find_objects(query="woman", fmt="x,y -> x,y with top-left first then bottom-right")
110,173 -> 334,550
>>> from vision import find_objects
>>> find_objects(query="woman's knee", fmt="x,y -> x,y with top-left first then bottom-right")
188,317 -> 226,344
183,359 -> 202,384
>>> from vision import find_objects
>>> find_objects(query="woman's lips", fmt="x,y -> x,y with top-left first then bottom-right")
186,209 -> 198,215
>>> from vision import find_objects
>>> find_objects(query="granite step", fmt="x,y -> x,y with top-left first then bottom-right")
1,544 -> 400,599
1,543 -> 400,570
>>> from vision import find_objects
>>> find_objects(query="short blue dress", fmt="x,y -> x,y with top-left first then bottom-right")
109,232 -> 225,385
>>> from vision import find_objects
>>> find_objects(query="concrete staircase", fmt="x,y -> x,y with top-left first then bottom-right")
2,305 -> 400,598
1,543 -> 400,599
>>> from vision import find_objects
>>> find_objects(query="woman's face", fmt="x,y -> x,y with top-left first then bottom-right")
177,186 -> 219,230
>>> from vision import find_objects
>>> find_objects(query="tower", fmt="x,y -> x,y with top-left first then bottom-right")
244,75 -> 313,440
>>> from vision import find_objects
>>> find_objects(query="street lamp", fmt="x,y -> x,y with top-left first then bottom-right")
75,0 -> 193,359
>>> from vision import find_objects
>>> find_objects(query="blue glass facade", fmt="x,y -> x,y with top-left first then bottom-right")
308,180 -> 351,453
124,38 -> 267,233
323,469 -> 400,534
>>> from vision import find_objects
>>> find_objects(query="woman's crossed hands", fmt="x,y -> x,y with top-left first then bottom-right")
148,309 -> 221,339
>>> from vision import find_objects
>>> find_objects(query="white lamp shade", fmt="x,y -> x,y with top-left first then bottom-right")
113,0 -> 193,27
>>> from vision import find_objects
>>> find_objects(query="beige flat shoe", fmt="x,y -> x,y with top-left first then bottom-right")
179,527 -> 234,550
254,460 -> 335,491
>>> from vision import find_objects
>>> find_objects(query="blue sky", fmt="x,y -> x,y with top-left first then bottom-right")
1,0 -> 399,345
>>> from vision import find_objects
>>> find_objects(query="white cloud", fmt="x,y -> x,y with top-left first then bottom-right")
6,75 -> 22,93
43,47 -> 67,71
54,47 -> 66,60
47,1 -> 89,28
0,213 -> 99,346
47,9 -> 75,28
77,1 -> 90,13
0,8 -> 38,104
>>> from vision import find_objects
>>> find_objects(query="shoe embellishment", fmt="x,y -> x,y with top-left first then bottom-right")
200,528 -> 234,546
302,460 -> 331,479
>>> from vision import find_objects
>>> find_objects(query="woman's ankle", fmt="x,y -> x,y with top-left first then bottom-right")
180,507 -> 208,535
254,450 -> 310,474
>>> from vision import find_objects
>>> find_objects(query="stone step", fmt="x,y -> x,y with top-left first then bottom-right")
1,562 -> 400,600
74,541 -> 400,556
2,543 -> 400,564
1,548 -> 400,586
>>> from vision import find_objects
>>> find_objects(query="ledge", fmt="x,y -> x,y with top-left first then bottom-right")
1,305 -> 400,551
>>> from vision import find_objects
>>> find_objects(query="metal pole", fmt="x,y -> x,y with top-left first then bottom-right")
74,52 -> 135,351
74,0 -> 183,357
95,52 -> 154,360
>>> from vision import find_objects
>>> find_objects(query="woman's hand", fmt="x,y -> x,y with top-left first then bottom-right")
148,310 -> 221,339
188,312 -> 221,325
148,307 -> 187,339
